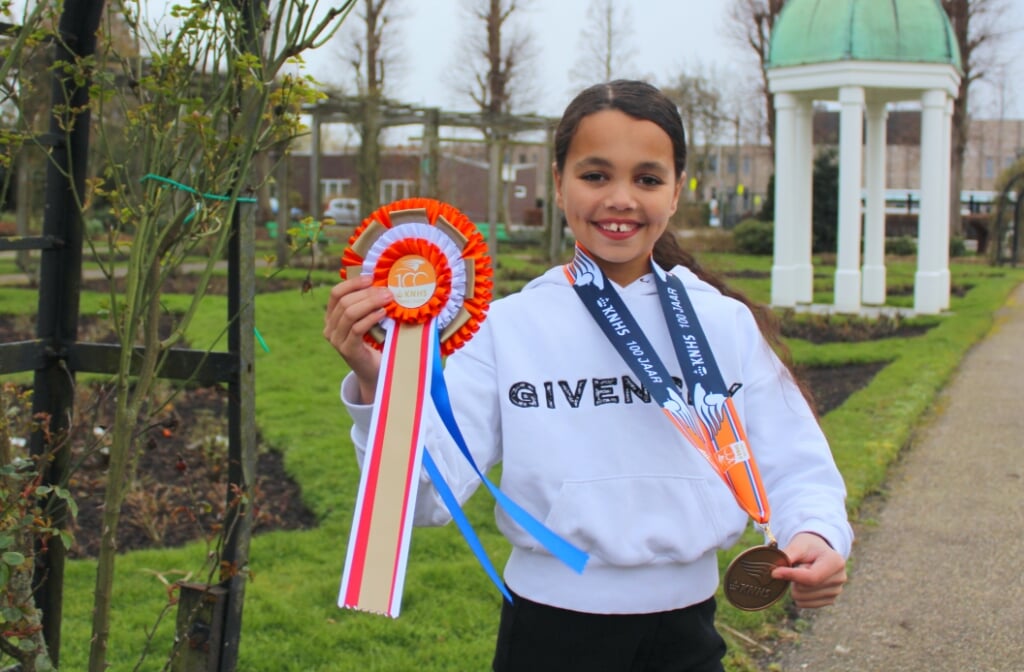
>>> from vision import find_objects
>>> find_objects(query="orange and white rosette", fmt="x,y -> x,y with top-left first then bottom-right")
338,198 -> 492,617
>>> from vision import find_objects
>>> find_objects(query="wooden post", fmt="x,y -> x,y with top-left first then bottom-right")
171,583 -> 228,672
487,137 -> 501,261
30,1 -> 105,664
420,107 -> 440,199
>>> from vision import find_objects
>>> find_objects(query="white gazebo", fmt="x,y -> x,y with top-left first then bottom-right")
766,0 -> 962,314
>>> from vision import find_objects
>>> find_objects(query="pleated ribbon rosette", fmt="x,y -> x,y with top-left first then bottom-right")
336,200 -> 587,618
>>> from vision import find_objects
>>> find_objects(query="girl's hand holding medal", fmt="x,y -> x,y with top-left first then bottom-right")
773,532 -> 848,608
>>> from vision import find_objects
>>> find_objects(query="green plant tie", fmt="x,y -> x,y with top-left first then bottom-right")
254,327 -> 270,353
140,173 -> 257,223
140,174 -> 268,352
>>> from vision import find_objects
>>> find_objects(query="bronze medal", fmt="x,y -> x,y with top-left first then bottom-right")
723,544 -> 791,611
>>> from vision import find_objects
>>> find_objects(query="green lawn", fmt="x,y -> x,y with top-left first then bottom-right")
3,249 -> 1022,671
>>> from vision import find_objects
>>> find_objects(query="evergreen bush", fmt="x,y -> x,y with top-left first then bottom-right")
885,236 -> 917,256
732,218 -> 774,255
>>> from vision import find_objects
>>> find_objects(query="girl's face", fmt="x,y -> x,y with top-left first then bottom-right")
554,109 -> 684,286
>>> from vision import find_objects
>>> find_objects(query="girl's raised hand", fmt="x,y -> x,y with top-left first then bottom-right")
323,274 -> 393,404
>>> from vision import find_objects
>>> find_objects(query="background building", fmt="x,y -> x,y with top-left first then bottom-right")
282,113 -> 1022,230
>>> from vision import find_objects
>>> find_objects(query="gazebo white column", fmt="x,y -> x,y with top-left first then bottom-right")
794,98 -> 815,303
862,102 -> 888,305
914,89 -> 951,314
771,92 -> 799,307
835,86 -> 865,313
940,96 -> 955,309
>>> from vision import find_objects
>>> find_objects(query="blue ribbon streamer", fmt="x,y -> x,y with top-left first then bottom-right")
422,450 -> 513,603
427,335 -> 589,576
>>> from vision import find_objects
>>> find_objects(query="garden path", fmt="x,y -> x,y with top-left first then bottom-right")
768,283 -> 1024,671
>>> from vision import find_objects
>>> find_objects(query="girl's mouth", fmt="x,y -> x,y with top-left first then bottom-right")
596,220 -> 639,233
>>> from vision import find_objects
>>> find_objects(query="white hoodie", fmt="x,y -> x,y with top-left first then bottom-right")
342,264 -> 854,615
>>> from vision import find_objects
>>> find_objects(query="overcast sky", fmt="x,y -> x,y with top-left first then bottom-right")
305,0 -> 1024,122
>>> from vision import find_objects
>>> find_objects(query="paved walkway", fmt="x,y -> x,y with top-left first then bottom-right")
770,283 -> 1024,671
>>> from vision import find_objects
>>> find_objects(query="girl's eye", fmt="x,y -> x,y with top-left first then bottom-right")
580,172 -> 606,182
637,175 -> 664,187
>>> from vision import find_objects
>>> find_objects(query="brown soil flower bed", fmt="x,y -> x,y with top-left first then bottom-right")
779,311 -> 935,343
797,362 -> 888,416
0,313 -> 317,559
64,381 -> 318,559
722,269 -> 771,279
886,282 -> 974,298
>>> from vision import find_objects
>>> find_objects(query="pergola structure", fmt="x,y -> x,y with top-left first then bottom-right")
766,0 -> 962,314
302,95 -> 561,257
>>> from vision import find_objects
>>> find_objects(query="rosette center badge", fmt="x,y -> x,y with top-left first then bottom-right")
388,256 -> 437,309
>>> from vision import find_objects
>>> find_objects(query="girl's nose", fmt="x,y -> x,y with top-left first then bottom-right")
605,181 -> 636,210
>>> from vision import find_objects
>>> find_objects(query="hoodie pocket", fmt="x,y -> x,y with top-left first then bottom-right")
542,475 -> 727,566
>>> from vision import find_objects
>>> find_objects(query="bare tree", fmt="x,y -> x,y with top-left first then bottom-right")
451,0 -> 537,121
725,0 -> 786,158
568,0 -> 637,89
941,0 -> 1008,236
664,65 -> 732,202
332,0 -> 403,219
450,0 -> 538,237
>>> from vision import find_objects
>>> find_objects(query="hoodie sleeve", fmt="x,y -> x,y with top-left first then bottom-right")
730,307 -> 855,559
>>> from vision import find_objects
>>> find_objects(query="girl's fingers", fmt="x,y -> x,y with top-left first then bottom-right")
324,279 -> 392,348
324,278 -> 393,399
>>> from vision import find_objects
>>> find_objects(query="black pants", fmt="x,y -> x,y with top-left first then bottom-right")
492,590 -> 726,672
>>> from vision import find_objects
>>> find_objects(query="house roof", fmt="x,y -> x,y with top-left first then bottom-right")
767,0 -> 962,72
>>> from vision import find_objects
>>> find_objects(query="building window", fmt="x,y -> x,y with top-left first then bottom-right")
742,156 -> 751,175
380,179 -> 415,203
984,157 -> 995,180
322,179 -> 350,199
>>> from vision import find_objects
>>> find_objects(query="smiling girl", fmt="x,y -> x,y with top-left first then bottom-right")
324,80 -> 852,672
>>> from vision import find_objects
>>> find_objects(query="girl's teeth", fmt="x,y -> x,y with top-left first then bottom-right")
602,222 -> 633,232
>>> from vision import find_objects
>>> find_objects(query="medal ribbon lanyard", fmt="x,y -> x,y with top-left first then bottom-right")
566,245 -> 772,531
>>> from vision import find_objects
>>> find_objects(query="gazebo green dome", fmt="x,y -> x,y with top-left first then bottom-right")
767,0 -> 962,71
